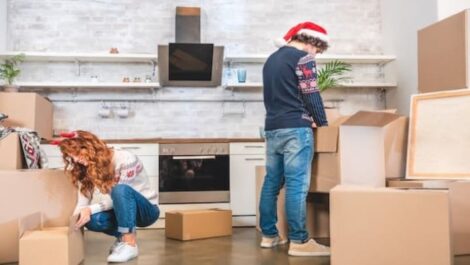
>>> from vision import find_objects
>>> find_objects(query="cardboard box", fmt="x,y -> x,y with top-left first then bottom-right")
306,193 -> 330,240
19,213 -> 84,265
0,92 -> 53,139
418,10 -> 469,93
310,113 -> 350,193
165,209 -> 232,241
255,166 -> 288,239
0,133 -> 23,170
407,90 -> 470,179
0,170 -> 77,263
330,185 -> 454,265
449,181 -> 470,255
339,111 -> 408,187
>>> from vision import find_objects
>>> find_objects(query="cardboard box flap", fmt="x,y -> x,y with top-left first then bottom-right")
342,111 -> 401,127
167,209 -> 229,215
18,212 -> 42,239
315,116 -> 351,153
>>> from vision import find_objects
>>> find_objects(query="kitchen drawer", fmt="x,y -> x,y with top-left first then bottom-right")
109,144 -> 159,156
230,143 -> 266,155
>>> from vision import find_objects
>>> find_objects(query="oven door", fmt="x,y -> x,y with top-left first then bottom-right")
159,154 -> 230,203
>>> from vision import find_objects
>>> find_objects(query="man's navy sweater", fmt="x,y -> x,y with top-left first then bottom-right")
263,46 -> 328,131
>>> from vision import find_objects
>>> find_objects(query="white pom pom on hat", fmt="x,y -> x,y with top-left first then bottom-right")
274,21 -> 329,47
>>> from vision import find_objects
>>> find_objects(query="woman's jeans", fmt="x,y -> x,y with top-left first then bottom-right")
259,127 -> 314,243
85,184 -> 159,238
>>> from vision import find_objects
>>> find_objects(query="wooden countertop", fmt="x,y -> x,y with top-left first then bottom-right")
42,138 -> 265,144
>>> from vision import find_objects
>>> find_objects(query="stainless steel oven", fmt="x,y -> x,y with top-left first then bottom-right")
159,143 -> 230,204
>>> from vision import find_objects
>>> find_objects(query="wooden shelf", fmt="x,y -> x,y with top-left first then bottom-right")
16,81 -> 160,89
225,54 -> 396,64
0,51 -> 157,63
1,51 -> 395,65
225,82 -> 397,89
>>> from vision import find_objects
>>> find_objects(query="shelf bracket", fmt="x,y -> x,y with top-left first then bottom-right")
150,60 -> 157,78
74,59 -> 81,77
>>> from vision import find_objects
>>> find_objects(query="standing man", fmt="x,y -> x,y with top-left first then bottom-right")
259,22 -> 330,256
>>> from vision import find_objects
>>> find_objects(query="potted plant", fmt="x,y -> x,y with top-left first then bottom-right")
0,53 -> 25,92
317,60 -> 352,92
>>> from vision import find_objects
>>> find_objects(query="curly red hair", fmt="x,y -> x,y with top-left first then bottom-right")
58,130 -> 115,198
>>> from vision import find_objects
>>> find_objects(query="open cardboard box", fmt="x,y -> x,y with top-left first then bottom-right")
0,132 -> 24,170
0,169 -> 77,263
310,109 -> 350,192
0,92 -> 53,139
19,212 -> 84,265
165,209 -> 232,241
339,111 -> 408,187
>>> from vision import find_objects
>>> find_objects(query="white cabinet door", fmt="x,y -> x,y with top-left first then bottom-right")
230,154 -> 266,216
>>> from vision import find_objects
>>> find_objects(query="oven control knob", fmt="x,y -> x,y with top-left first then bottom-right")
170,148 -> 176,154
199,147 -> 204,154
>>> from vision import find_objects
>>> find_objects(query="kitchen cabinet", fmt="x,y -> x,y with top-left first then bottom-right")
230,142 -> 266,226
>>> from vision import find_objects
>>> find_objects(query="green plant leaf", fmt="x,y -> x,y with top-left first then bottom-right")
0,53 -> 24,85
317,60 -> 352,92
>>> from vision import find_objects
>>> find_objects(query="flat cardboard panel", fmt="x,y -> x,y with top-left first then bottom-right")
165,209 -> 232,241
418,10 -> 468,93
407,90 -> 470,179
0,92 -> 53,139
330,186 -> 453,265
0,133 -> 23,170
342,111 -> 401,127
383,117 -> 408,178
0,170 -> 77,263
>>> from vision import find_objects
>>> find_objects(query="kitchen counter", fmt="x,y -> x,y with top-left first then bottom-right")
42,138 -> 265,144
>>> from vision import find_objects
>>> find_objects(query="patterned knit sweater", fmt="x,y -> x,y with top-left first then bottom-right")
73,149 -> 158,215
263,45 -> 328,130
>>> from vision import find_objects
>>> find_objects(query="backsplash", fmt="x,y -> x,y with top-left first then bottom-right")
7,0 -> 387,138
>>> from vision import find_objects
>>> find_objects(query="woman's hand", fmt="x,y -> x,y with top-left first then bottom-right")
311,122 -> 318,128
75,207 -> 91,230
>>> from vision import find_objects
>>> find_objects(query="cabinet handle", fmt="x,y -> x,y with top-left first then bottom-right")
120,147 -> 141,150
245,158 -> 265,161
244,146 -> 264,149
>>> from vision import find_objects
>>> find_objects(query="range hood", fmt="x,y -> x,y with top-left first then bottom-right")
158,6 -> 224,87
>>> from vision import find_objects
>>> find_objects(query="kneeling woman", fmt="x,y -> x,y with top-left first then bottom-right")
57,130 -> 159,263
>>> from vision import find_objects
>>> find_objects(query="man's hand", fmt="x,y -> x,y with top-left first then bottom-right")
311,122 -> 318,128
75,207 -> 91,230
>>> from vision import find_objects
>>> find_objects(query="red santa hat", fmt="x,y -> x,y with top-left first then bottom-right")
275,21 -> 329,47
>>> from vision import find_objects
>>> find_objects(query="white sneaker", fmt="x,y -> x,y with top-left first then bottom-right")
107,242 -> 139,263
260,236 -> 288,248
109,239 -> 122,254
288,239 -> 330,256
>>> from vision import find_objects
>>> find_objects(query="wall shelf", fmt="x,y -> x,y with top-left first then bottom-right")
1,51 -> 395,65
0,51 -> 157,63
16,81 -> 160,89
224,54 -> 396,64
225,82 -> 397,89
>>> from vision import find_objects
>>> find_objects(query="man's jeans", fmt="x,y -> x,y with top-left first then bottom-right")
259,127 -> 313,243
85,184 -> 159,238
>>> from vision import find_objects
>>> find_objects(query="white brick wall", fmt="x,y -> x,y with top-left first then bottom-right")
6,0 -> 388,138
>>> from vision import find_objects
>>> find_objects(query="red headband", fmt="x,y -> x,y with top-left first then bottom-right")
50,131 -> 78,145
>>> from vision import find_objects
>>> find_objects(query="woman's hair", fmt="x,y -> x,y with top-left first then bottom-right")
291,33 -> 329,53
59,130 -> 115,198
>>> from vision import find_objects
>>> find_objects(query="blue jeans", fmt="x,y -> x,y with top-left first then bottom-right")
259,127 -> 313,243
85,184 -> 159,238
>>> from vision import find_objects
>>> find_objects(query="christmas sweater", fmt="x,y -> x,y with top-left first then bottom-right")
263,45 -> 328,130
73,148 -> 158,215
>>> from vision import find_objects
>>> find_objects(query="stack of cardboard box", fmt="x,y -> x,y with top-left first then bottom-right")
0,93 -> 81,263
330,9 -> 470,265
